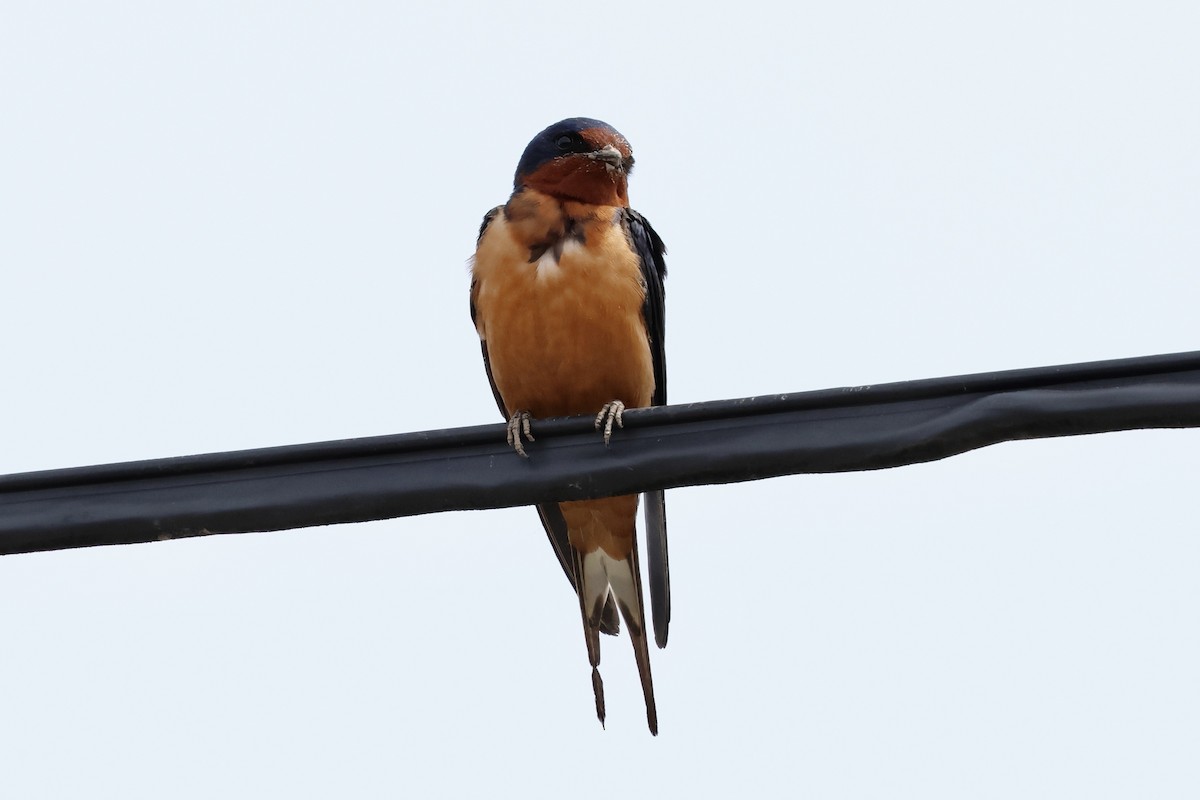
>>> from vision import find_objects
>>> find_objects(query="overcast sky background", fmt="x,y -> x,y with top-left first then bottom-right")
3,2 -> 1199,797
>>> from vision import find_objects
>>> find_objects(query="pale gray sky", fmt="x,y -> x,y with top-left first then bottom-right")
2,2 -> 1199,797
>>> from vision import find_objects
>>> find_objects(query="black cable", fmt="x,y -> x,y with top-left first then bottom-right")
2,350 -> 1198,556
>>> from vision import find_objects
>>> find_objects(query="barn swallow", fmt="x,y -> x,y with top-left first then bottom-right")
469,118 -> 670,734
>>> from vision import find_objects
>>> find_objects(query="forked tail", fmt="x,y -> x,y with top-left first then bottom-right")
574,547 -> 658,735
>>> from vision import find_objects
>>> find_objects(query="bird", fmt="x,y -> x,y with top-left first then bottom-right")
469,118 -> 670,734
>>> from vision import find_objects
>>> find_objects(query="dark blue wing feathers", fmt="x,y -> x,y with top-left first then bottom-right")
622,209 -> 671,648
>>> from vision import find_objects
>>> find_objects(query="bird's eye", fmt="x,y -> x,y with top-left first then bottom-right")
554,134 -> 575,151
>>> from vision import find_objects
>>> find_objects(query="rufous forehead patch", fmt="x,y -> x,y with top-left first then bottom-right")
579,126 -> 633,158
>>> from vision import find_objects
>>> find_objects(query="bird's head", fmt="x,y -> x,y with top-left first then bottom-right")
513,118 -> 635,207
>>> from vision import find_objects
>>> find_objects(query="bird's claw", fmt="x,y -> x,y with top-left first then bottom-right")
507,410 -> 535,457
593,400 -> 625,447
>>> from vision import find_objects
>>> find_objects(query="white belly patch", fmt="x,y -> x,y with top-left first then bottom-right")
535,238 -> 583,281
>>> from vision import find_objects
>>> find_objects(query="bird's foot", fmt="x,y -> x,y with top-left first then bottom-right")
593,400 -> 625,447
506,410 -> 535,457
